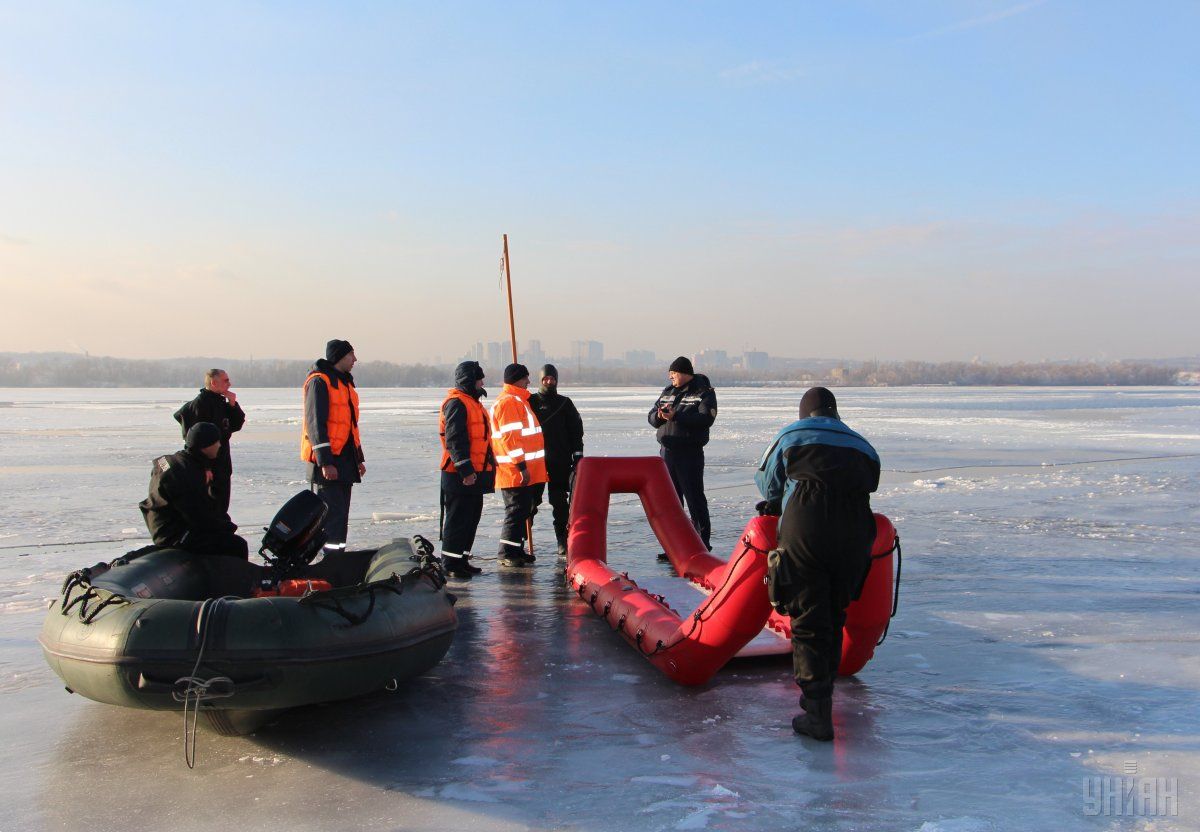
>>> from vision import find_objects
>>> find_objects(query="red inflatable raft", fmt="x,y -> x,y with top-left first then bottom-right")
565,456 -> 898,685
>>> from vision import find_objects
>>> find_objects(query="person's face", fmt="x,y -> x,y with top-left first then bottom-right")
208,372 -> 231,394
513,376 -> 530,390
336,350 -> 357,373
668,370 -> 692,388
541,375 -> 557,391
200,441 -> 221,460
474,376 -> 485,392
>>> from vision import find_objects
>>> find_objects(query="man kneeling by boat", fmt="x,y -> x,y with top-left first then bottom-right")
139,422 -> 249,559
755,387 -> 880,741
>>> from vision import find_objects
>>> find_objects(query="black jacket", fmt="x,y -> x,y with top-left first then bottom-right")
173,388 -> 245,470
647,374 -> 717,449
139,449 -> 237,546
441,363 -> 495,495
530,389 -> 584,482
304,359 -> 364,484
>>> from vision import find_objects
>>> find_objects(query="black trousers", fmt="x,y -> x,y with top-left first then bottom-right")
315,482 -> 353,550
211,465 -> 233,514
779,493 -> 874,699
532,479 -> 570,546
441,491 -> 484,556
499,486 -> 539,552
661,447 -> 710,548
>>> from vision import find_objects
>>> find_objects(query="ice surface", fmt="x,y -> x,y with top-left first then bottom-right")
1,386 -> 1198,831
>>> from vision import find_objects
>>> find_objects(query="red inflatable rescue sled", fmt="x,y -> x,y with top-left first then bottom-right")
566,456 -> 898,685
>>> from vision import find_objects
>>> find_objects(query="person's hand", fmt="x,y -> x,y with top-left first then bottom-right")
205,470 -> 214,485
462,472 -> 478,486
659,405 -> 675,421
321,464 -> 338,481
358,462 -> 367,478
223,390 -> 238,405
519,468 -> 530,487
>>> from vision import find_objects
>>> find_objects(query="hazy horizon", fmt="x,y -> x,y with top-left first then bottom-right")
2,3 -> 1197,364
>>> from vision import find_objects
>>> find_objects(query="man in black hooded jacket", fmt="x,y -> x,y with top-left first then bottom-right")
139,422 -> 249,558
173,368 -> 245,512
438,360 -> 496,578
529,363 -> 584,557
648,356 -> 717,550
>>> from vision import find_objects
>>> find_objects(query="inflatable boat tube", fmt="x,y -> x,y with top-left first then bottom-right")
566,456 -> 897,684
39,538 -> 456,735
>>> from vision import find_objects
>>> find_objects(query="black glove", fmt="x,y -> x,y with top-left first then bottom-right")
755,499 -> 782,516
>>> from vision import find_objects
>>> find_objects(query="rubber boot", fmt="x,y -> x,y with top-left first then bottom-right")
499,544 -> 531,568
556,542 -> 568,559
792,697 -> 834,741
443,554 -> 482,579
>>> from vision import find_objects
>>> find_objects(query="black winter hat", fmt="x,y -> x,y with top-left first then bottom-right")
669,356 -> 694,375
325,339 -> 354,364
185,421 -> 222,451
800,387 -> 839,419
453,360 -> 485,386
503,363 -> 530,384
540,363 -> 559,381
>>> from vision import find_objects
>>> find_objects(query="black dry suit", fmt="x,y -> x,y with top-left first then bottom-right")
139,449 -> 248,558
530,376 -> 584,549
756,416 -> 880,699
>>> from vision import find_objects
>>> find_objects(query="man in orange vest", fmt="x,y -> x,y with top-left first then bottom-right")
301,339 -> 365,555
438,360 -> 495,578
490,363 -> 548,567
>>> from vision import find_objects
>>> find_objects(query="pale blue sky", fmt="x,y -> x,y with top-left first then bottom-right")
1,1 -> 1196,364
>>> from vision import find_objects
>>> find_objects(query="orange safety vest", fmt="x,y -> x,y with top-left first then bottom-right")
490,384 -> 548,489
300,371 -> 361,462
439,388 -> 495,474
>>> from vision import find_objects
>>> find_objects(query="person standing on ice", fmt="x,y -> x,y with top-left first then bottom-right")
528,363 -> 584,558
754,387 -> 880,741
648,356 -> 717,551
438,360 -> 496,578
139,422 -> 249,559
490,363 -> 548,567
301,339 -> 365,555
173,368 -> 245,513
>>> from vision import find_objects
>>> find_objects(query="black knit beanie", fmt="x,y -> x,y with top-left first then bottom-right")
185,421 -> 222,451
669,356 -> 694,375
503,363 -> 530,384
799,387 -> 839,419
325,339 -> 354,364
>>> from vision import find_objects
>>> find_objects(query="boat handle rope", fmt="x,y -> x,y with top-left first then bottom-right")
59,569 -> 131,624
174,596 -> 239,770
874,535 -> 902,647
298,552 -> 446,627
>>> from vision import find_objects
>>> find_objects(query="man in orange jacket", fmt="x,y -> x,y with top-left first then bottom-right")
490,363 -> 548,567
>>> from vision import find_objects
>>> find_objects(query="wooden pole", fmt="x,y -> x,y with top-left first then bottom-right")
501,234 -> 534,557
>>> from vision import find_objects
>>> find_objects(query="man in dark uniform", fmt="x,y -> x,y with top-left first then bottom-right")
438,360 -> 495,578
173,368 -> 245,513
529,364 -> 584,558
139,422 -> 249,558
755,387 -> 880,742
648,356 -> 717,551
301,340 -> 365,555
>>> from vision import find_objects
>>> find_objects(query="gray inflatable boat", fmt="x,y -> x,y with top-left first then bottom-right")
39,537 -> 456,736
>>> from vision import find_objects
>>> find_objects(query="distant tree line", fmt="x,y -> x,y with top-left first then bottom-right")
0,353 -> 1184,388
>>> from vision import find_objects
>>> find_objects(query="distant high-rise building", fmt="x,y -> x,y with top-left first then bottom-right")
743,350 -> 769,371
624,349 -> 655,368
525,339 -> 546,368
694,349 -> 729,369
571,340 -> 604,366
486,341 -> 513,370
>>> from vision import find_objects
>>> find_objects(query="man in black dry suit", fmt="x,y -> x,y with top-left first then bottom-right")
173,368 -> 245,513
648,356 -> 717,551
755,387 -> 880,741
529,363 -> 584,557
139,422 -> 249,558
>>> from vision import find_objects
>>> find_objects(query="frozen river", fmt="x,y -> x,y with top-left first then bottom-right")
1,386 -> 1197,831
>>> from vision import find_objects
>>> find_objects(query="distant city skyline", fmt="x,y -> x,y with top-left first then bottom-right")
2,3 -> 1197,364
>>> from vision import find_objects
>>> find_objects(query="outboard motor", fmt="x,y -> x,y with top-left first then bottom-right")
259,491 -> 328,578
